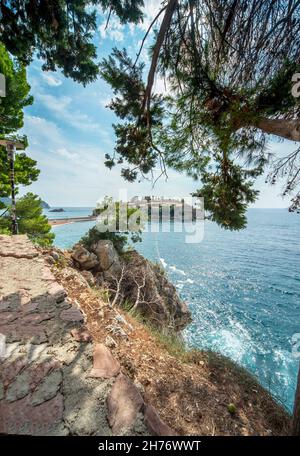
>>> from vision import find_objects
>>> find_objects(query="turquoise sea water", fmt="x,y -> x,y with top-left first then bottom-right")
49,208 -> 300,412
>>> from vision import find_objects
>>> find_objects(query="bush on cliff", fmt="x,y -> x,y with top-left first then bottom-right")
81,197 -> 143,254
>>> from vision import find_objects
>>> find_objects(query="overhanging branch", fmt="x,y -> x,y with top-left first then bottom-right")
142,0 -> 178,116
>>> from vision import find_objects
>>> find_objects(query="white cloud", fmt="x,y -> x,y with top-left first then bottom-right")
98,1 -> 162,42
24,115 -> 64,146
55,147 -> 80,161
42,73 -> 62,87
139,0 -> 163,32
36,92 -> 102,133
99,96 -> 112,108
153,75 -> 170,96
99,16 -> 125,42
38,93 -> 72,112
21,114 -> 197,206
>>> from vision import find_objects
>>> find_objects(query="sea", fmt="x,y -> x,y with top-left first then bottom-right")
46,207 -> 300,413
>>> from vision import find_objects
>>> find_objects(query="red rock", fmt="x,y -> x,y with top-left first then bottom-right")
60,306 -> 84,322
107,373 -> 144,434
70,328 -> 92,342
0,323 -> 47,343
0,357 -> 28,387
0,312 -> 19,324
22,313 -> 53,325
89,344 -> 120,379
143,405 -> 176,436
29,360 -> 61,390
0,393 -> 64,435
41,268 -> 56,282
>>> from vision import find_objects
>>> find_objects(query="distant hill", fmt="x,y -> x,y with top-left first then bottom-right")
41,200 -> 50,209
0,197 -> 50,209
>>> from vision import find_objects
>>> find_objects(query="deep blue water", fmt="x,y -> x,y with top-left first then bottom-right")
49,208 -> 300,412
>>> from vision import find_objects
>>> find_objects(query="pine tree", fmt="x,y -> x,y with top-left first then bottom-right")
0,44 -> 39,211
100,1 -> 300,229
0,0 -> 144,84
0,193 -> 54,246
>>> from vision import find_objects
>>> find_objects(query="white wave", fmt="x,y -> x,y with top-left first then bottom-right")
169,265 -> 186,276
186,278 -> 194,284
216,329 -> 248,363
159,258 -> 167,268
177,279 -> 195,285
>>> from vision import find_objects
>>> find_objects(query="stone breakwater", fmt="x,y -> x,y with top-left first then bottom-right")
0,235 -> 174,436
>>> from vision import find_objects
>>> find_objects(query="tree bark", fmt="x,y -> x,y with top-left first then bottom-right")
143,0 -> 177,113
255,118 -> 300,142
293,364 -> 300,435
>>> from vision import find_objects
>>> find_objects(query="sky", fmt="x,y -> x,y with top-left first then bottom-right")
18,1 -> 294,208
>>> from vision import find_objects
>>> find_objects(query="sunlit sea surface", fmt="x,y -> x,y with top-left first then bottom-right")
47,208 -> 300,412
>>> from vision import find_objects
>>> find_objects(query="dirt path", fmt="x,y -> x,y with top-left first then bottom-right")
0,235 -> 160,436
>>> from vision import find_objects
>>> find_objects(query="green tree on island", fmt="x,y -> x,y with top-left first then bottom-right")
82,196 -> 143,254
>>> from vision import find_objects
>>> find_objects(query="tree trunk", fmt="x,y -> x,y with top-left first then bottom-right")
143,0 -> 177,112
292,364 -> 300,435
255,118 -> 300,142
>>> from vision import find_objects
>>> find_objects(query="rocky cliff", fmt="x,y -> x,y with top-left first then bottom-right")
71,241 -> 192,332
48,243 -> 290,436
4,235 -> 287,437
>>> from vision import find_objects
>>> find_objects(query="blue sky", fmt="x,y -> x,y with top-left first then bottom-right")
19,1 -> 294,208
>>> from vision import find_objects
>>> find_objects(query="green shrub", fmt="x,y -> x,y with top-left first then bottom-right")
0,193 -> 54,246
81,196 -> 143,254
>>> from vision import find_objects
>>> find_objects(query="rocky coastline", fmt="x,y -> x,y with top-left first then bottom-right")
37,241 -> 291,436
70,240 -> 192,332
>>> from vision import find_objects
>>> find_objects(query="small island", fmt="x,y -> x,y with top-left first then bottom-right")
49,208 -> 65,213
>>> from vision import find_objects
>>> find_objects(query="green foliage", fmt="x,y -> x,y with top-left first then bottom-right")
193,158 -> 260,230
0,1 -> 144,84
0,227 -> 11,235
98,0 -> 144,23
256,61 -> 300,116
0,193 -> 54,246
100,49 -> 164,179
100,2 -> 300,230
0,42 -> 33,135
81,226 -> 129,255
81,196 -> 143,254
0,147 -> 40,209
227,403 -> 237,415
0,44 -> 39,211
